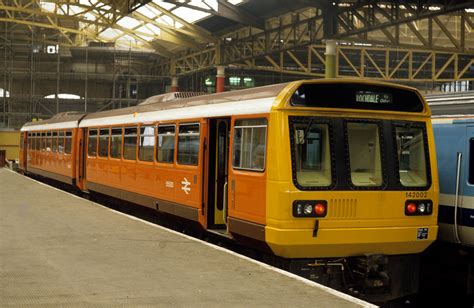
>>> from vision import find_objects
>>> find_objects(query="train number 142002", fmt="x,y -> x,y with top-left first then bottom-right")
405,191 -> 427,198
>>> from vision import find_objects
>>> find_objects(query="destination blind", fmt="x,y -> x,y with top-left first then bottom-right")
291,83 -> 424,112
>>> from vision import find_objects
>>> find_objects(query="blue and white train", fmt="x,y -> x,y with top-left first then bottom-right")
427,91 -> 474,247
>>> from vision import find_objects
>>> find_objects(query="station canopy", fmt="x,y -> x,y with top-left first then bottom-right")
35,0 -> 246,55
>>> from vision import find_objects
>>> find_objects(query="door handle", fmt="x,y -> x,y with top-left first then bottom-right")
454,152 -> 463,244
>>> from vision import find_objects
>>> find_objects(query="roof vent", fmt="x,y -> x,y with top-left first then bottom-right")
139,92 -> 207,105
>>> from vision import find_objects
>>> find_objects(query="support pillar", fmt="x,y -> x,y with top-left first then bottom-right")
216,66 -> 225,93
325,40 -> 337,78
170,76 -> 179,92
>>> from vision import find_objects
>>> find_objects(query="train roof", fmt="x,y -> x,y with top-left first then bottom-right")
425,91 -> 474,116
21,79 -> 428,131
21,112 -> 86,132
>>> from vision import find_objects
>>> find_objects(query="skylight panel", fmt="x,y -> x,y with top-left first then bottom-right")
153,0 -> 176,10
136,25 -> 155,36
156,15 -> 174,27
145,23 -> 162,35
136,34 -> 155,42
99,28 -> 122,40
189,0 -> 212,10
204,0 -> 218,11
45,94 -> 81,99
136,6 -> 157,19
39,2 -> 55,13
228,0 -> 244,4
117,34 -> 136,43
69,5 -> 85,15
172,7 -> 210,23
84,12 -> 96,21
175,21 -> 184,29
117,16 -> 142,29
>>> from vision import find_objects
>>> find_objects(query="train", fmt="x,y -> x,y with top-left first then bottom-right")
19,79 -> 439,301
424,92 -> 474,295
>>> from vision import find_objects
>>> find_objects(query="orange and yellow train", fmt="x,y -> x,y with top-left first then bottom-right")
19,79 -> 439,300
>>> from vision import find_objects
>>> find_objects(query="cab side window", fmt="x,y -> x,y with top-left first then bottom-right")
232,118 -> 267,171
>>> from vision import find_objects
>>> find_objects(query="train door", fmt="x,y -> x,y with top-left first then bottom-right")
77,128 -> 87,190
458,126 -> 474,246
207,118 -> 230,229
19,132 -> 26,171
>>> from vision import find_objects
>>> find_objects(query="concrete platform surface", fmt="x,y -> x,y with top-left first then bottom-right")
0,168 -> 372,307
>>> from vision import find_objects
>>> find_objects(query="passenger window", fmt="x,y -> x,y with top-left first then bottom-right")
232,118 -> 267,171
395,126 -> 428,187
123,127 -> 138,160
110,128 -> 122,159
42,132 -> 46,151
157,125 -> 175,163
177,124 -> 200,165
52,131 -> 58,152
58,131 -> 65,153
139,126 -> 155,162
292,122 -> 331,187
98,128 -> 110,158
47,132 -> 52,152
347,122 -> 383,187
88,129 -> 98,157
65,131 -> 72,154
470,138 -> 474,185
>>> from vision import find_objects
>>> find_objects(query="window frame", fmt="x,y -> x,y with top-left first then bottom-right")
392,121 -> 432,190
64,130 -> 73,154
177,122 -> 200,166
123,126 -> 138,161
344,119 -> 387,190
58,130 -> 65,154
51,131 -> 58,153
232,118 -> 268,173
98,127 -> 110,158
87,128 -> 98,157
109,126 -> 123,160
289,117 -> 335,190
156,124 -> 176,164
138,125 -> 156,163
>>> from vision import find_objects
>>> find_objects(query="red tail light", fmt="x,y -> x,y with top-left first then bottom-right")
406,203 -> 417,214
314,203 -> 326,215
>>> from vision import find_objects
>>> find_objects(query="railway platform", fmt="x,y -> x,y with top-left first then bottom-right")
0,168 -> 373,307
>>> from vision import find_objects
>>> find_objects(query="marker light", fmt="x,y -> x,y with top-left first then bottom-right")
304,204 -> 313,215
418,203 -> 426,213
406,203 -> 417,214
315,203 -> 326,215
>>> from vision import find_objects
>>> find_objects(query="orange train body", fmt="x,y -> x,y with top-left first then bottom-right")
20,79 -> 440,301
